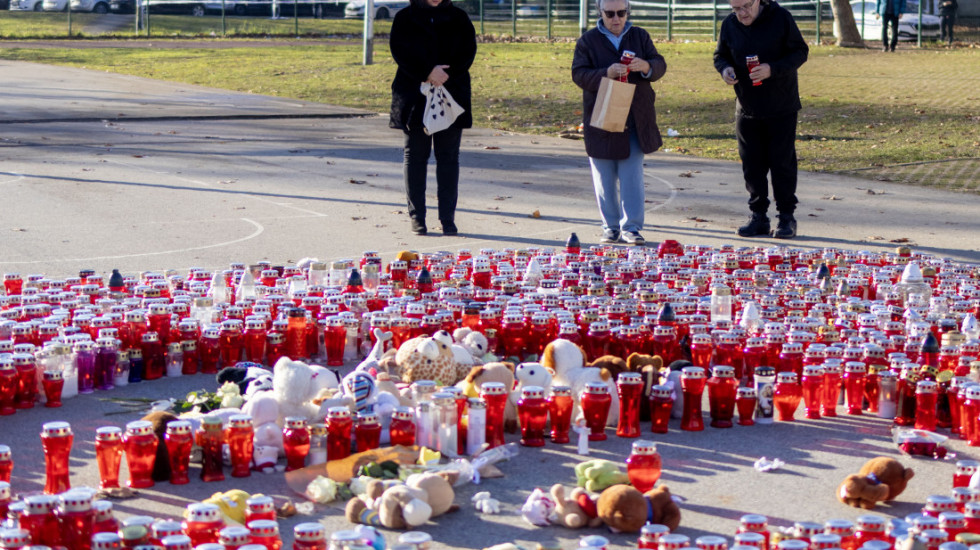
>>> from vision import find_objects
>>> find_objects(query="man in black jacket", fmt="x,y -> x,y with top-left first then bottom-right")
714,0 -> 808,239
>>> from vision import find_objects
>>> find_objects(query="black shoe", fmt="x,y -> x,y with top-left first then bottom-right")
622,231 -> 646,246
411,218 -> 427,235
442,221 -> 458,236
737,213 -> 770,237
600,229 -> 621,244
773,213 -> 797,239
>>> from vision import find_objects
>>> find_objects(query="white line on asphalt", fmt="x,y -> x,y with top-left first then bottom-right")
0,218 -> 264,264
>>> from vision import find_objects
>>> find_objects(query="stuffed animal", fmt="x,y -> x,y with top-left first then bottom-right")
141,410 -> 179,482
453,327 -> 491,364
588,355 -> 629,381
199,489 -> 252,525
596,484 -> 681,533
271,356 -> 321,423
626,353 -> 664,421
510,362 -> 554,433
521,487 -> 557,526
574,459 -> 630,493
395,335 -> 460,385
241,390 -> 284,456
345,471 -> 458,529
549,484 -> 602,529
216,364 -> 272,397
375,373 -> 414,408
432,330 -> 478,383
542,339 -> 619,426
458,362 -> 517,428
356,328 -> 395,375
837,457 -> 915,509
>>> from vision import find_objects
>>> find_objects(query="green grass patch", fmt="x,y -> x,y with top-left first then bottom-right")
0,41 -> 977,190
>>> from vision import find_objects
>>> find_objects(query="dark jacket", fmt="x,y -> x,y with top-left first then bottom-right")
876,0 -> 906,15
938,0 -> 956,16
713,1 -> 808,119
572,23 -> 667,160
388,0 -> 477,131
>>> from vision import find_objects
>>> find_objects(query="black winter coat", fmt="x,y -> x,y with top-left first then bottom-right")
713,1 -> 808,119
572,23 -> 667,160
389,0 -> 477,132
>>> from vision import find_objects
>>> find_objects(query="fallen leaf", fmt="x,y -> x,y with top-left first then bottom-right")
132,155 -> 144,158
494,196 -> 512,201
807,214 -> 818,217
679,171 -> 695,178
351,217 -> 365,221
686,216 -> 709,222
890,237 -> 912,243
822,195 -> 842,200
349,179 -> 367,185
530,210 -> 541,218
867,236 -> 885,240
11,228 -> 26,232
484,146 -> 500,150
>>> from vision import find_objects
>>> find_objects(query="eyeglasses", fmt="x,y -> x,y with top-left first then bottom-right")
730,0 -> 756,13
603,9 -> 628,18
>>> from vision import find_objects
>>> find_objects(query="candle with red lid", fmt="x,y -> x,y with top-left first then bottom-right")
580,381 -> 612,441
481,382 -> 509,448
41,421 -> 73,494
681,366 -> 707,432
626,440 -> 662,493
517,385 -> 548,447
547,385 -> 573,444
95,426 -> 123,490
707,365 -> 737,428
327,407 -> 353,461
182,503 -> 223,547
165,420 -> 193,485
616,372 -> 644,437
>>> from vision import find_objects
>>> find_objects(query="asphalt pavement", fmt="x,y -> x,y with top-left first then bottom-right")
0,59 -> 978,550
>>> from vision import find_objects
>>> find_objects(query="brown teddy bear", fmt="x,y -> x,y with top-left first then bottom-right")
626,353 -> 664,421
345,471 -> 458,529
596,484 -> 681,533
141,410 -> 179,482
838,456 -> 915,509
549,484 -> 602,529
457,362 -> 517,431
587,355 -> 629,381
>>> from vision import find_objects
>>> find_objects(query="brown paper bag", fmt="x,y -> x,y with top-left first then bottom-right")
284,445 -> 420,496
589,77 -> 636,133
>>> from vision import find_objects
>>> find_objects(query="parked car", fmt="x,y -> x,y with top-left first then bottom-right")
41,0 -> 69,9
845,0 -> 942,41
109,0 -> 209,14
343,0 -> 406,19
70,0 -> 111,11
9,0 -> 46,9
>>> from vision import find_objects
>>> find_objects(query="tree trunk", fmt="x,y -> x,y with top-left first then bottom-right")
831,0 -> 866,47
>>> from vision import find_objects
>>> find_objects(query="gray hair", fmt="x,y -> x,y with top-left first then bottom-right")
597,0 -> 629,11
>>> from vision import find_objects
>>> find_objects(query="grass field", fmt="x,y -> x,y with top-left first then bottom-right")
0,35 -> 977,190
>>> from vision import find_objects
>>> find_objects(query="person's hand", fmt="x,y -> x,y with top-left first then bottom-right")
607,63 -> 628,79
427,65 -> 450,87
749,62 -> 771,84
721,66 -> 738,85
627,58 -> 651,75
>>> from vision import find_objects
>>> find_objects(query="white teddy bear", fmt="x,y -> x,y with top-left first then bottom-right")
542,339 -> 619,426
510,362 -> 554,420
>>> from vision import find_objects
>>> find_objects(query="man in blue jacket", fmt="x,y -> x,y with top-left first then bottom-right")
713,0 -> 808,239
877,0 -> 906,51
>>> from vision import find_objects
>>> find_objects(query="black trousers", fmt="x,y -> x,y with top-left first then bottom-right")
882,14 -> 900,51
941,15 -> 954,42
735,112 -> 799,215
403,125 -> 462,225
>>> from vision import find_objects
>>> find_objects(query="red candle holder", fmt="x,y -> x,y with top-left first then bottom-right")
41,421 -> 74,494
293,522 -> 327,550
152,521 -> 184,546
844,361 -> 867,415
0,445 -> 12,483
247,519 -> 282,550
355,412 -> 382,454
245,495 -> 277,525
736,386 -> 757,426
547,386 -> 573,444
42,370 -> 64,408
22,494 -> 60,547
183,503 -> 224,547
916,379 -> 939,432
517,386 -> 548,447
13,353 -> 37,409
199,328 -> 222,375
124,420 -> 158,488
226,415 -> 255,478
219,526 -> 252,550
864,364 -> 883,414
197,416 -> 225,482
626,440 -> 662,493
140,332 -> 164,381
802,365 -> 825,420
774,372 -> 802,422
58,488 -> 95,550
283,417 -> 311,470
580,381 -> 612,441
616,372 -> 644,437
822,361 -> 843,418
326,407 -> 353,461
737,514 -> 770,550
680,367 -> 707,432
706,365 -> 737,428
323,316 -> 346,367
638,524 -> 670,549
389,407 -> 416,447
480,382 -> 509,448
854,515 -> 888,547
94,426 -> 124,490
650,385 -> 673,434
164,420 -> 194,485
285,308 -> 308,361
954,460 -> 980,488
0,358 -> 17,415
91,500 -> 118,535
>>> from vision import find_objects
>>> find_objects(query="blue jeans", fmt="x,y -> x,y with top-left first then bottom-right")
588,130 -> 645,233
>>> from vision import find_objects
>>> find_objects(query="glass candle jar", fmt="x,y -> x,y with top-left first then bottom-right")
0,445 -> 11,483
917,380 -> 940,432
41,421 -> 73,494
0,359 -> 17,415
737,514 -> 770,550
650,385 -> 673,434
681,367 -> 707,432
955,460 -> 980,488
626,440 -> 662,493
878,370 -> 898,419
91,500 -> 117,535
854,514 -> 888,547
802,365 -> 825,419
94,426 -> 123,490
42,370 -> 64,408
707,365 -> 738,428
616,372 -> 644,438
308,423 -> 327,466
754,366 -> 776,424
196,416 -> 225,482
323,316 -> 346,367
283,417 -> 311,471
152,520 -> 183,546
247,519 -> 282,550
547,386 -> 573,444
736,386 -> 757,426
13,353 -> 38,408
140,332 -> 164,381
245,495 -> 277,525
164,420 -> 193,485
825,518 -> 857,550
123,420 -> 158,489
58,488 -> 95,550
517,386 -> 548,447
219,526 -> 252,550
481,382 -> 509,448
226,415 -> 254,478
326,407 -> 352,461
822,361 -> 843,418
355,412 -> 382,454
91,531 -> 121,550
580,382 -> 612,441
844,361 -> 868,415
199,327 -> 221,374
774,372 -> 802,422
292,523 -> 326,550
924,495 -> 958,518
638,523 -> 670,549
465,398 -> 487,455
21,494 -> 60,547
389,407 -> 416,447
182,503 -> 224,547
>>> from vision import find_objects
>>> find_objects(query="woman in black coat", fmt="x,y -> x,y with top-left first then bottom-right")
389,0 -> 476,236
572,0 -> 666,246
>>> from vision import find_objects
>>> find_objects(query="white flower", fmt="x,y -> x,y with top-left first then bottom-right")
305,476 -> 339,503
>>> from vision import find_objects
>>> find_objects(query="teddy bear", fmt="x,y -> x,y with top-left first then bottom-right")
271,356 -> 322,423
587,355 -> 629,381
837,456 -> 915,509
241,389 -> 284,456
457,362 -> 517,428
395,335 -> 460,385
521,487 -> 557,526
510,362 -> 554,433
355,328 -> 394,376
542,339 -> 619,426
596,484 -> 681,533
432,330 -> 480,383
549,484 -> 602,529
199,489 -> 252,525
575,459 -> 630,493
453,327 -> 492,364
216,363 -> 273,398
345,471 -> 458,529
626,353 -> 664,421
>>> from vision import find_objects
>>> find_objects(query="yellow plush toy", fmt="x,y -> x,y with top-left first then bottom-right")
197,490 -> 252,525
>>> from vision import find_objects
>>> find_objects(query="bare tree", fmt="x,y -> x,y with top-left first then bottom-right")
831,0 -> 865,46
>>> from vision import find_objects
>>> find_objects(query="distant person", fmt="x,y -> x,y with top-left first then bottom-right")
389,0 -> 476,236
571,0 -> 667,246
939,0 -> 957,44
876,0 -> 905,51
714,0 -> 808,239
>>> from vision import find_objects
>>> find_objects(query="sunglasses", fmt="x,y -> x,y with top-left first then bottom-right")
603,9 -> 628,18
731,0 -> 756,13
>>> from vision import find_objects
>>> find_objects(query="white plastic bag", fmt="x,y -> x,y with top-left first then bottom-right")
420,83 -> 465,136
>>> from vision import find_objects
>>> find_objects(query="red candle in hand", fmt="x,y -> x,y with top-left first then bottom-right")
94,426 -> 123,490
580,382 -> 612,441
616,372 -> 644,438
626,440 -> 662,493
41,421 -> 74,494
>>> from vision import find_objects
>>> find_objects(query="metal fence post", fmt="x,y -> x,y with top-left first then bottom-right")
917,0 -> 922,47
363,0 -> 373,64
221,0 -> 226,37
511,0 -> 516,36
667,0 -> 673,40
712,0 -> 718,40
547,0 -> 552,38
815,0 -> 820,43
67,4 -> 72,36
294,0 -> 299,37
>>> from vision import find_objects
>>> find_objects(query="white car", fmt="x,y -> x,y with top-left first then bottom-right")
69,0 -> 110,11
344,0 -> 406,19
846,0 -> 942,41
41,0 -> 69,9
9,0 -> 45,10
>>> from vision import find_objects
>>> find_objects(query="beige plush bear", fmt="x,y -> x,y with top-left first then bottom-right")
345,471 -> 458,529
395,335 -> 460,385
549,484 -> 602,529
